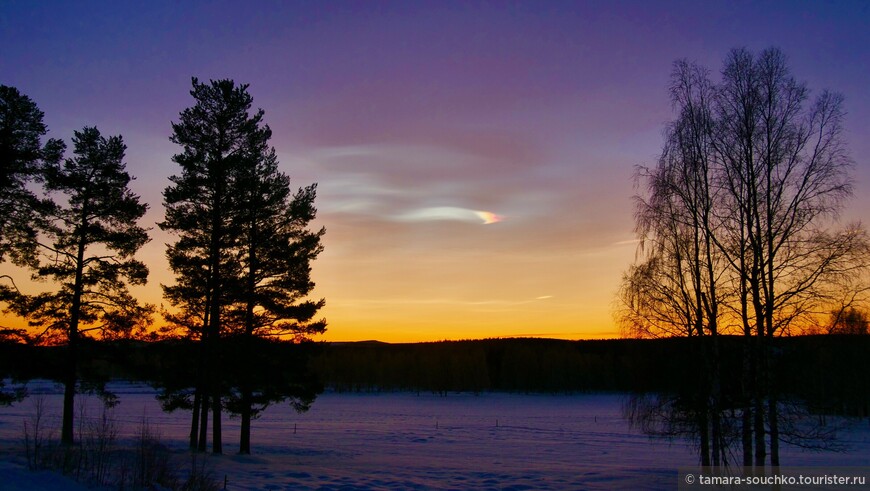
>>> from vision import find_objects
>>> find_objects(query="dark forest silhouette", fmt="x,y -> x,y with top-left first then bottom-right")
1,336 -> 867,408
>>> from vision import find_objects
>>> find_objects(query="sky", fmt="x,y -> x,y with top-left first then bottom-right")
2,1 -> 869,342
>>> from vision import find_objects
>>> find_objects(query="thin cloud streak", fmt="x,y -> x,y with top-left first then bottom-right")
612,239 -> 641,246
334,296 -> 557,308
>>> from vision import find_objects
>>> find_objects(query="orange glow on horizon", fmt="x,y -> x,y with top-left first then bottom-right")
0,311 -> 620,344
0,225 -> 635,344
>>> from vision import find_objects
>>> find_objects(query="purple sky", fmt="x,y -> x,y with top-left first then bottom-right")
3,1 -> 869,341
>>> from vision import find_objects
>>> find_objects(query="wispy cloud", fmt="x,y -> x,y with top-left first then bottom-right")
395,206 -> 503,225
303,143 -> 524,224
611,238 -> 641,246
335,295 -> 554,308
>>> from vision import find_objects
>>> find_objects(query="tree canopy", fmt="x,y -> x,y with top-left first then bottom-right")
0,85 -> 64,267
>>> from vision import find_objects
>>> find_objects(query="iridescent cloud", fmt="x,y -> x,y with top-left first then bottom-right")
396,206 -> 503,225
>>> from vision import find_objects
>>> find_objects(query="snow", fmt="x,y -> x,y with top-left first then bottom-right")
1,381 -> 868,490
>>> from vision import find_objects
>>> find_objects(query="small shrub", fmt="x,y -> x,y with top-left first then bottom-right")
118,416 -> 179,490
84,405 -> 118,486
22,395 -> 55,470
21,399 -> 221,491
180,452 -> 221,491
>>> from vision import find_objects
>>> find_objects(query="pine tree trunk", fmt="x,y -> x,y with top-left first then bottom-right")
192,296 -> 211,450
198,391 -> 209,452
212,389 -> 222,454
190,386 -> 201,450
207,328 -> 221,454
209,325 -> 222,454
207,171 -> 223,456
61,321 -> 79,445
239,235 -> 257,455
61,348 -> 77,445
239,388 -> 252,455
62,227 -> 88,446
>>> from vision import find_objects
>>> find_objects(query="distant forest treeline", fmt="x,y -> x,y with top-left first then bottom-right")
2,336 -> 867,416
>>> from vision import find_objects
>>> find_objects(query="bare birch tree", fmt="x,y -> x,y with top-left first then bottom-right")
619,47 -> 869,469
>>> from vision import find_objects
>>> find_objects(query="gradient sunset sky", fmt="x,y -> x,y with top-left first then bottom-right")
2,1 -> 869,342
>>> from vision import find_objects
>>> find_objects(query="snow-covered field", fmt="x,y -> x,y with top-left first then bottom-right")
1,381 -> 868,490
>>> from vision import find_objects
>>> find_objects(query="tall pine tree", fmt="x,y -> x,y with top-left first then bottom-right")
228,124 -> 325,454
163,78 -> 254,454
3,126 -> 151,444
162,77 -> 325,455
